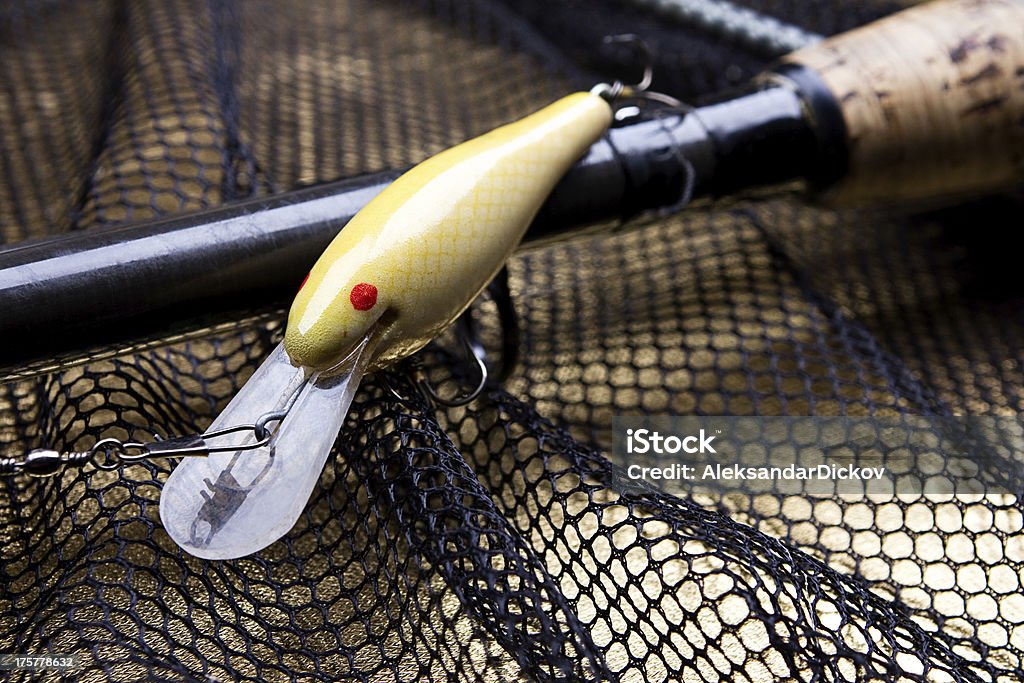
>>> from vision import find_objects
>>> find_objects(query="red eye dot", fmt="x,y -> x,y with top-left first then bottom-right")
350,283 -> 378,311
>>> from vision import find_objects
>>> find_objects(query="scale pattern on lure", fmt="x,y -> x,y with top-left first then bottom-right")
158,92 -> 613,559
286,92 -> 612,372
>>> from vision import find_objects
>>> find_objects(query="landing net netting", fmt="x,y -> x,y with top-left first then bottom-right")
2,1 -> 1023,681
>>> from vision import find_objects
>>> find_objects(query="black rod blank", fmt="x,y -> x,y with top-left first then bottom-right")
0,74 -> 830,374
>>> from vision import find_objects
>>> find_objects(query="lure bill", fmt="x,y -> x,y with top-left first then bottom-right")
160,337 -> 374,559
159,91 -> 613,559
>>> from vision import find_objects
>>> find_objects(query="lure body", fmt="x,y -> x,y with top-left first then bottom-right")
285,92 -> 613,371
161,92 -> 612,560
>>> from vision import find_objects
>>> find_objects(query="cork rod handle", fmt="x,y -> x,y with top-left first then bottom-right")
784,0 -> 1024,204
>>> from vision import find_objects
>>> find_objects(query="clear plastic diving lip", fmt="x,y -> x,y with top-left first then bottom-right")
158,335 -> 375,560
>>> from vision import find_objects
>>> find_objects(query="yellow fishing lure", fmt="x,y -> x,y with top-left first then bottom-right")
286,92 -> 612,372
160,91 -> 613,559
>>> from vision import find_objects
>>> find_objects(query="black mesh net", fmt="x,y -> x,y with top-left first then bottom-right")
2,0 -> 1024,681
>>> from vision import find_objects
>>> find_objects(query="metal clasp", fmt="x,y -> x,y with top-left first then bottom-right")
89,411 -> 289,470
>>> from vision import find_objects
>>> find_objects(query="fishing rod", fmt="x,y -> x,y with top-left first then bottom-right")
1,0 -> 1022,379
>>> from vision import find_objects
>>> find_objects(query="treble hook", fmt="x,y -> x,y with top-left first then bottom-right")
384,313 -> 489,408
420,314 -> 489,407
591,34 -> 687,110
384,267 -> 520,408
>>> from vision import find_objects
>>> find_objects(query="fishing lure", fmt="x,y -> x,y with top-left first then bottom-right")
158,90 -> 614,559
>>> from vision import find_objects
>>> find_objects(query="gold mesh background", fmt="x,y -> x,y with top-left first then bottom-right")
2,0 -> 1023,681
